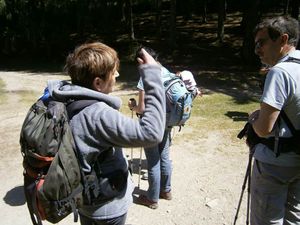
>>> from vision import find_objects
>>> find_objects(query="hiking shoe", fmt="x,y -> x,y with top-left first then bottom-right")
141,172 -> 148,180
159,191 -> 172,200
137,195 -> 158,209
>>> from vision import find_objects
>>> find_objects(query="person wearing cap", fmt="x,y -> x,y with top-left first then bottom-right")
128,47 -> 200,209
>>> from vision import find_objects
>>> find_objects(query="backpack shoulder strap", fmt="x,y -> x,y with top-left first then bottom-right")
280,110 -> 298,136
66,99 -> 99,120
279,56 -> 300,135
164,77 -> 180,89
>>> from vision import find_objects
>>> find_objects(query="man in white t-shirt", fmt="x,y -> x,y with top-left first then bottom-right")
249,15 -> 300,224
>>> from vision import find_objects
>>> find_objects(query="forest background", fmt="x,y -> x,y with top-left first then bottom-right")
0,0 -> 300,67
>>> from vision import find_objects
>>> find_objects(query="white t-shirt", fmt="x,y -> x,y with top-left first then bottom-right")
254,50 -> 300,166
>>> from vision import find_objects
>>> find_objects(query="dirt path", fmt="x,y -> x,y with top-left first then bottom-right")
0,71 -> 250,225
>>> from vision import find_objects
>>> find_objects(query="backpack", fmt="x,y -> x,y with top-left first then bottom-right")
163,74 -> 196,127
20,96 -> 96,225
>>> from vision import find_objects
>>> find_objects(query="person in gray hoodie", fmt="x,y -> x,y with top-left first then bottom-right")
45,42 -> 166,225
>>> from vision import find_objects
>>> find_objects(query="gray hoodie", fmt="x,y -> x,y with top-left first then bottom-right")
47,64 -> 166,220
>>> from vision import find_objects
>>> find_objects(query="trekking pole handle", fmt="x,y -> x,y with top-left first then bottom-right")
129,98 -> 137,111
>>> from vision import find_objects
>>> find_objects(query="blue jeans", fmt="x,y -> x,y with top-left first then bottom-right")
144,128 -> 172,202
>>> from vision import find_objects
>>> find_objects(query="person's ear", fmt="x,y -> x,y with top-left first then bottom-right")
92,77 -> 104,92
281,33 -> 289,45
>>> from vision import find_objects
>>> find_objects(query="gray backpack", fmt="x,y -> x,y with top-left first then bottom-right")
20,98 -> 94,225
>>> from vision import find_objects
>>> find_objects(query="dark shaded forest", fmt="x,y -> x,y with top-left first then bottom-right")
0,0 -> 299,71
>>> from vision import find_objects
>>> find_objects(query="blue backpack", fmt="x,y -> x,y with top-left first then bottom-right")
163,74 -> 195,127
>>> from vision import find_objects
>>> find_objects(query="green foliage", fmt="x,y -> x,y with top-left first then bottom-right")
180,92 -> 259,146
0,0 -> 5,15
199,93 -> 256,114
0,0 -> 297,66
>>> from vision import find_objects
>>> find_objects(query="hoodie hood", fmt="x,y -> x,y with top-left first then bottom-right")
47,80 -> 122,110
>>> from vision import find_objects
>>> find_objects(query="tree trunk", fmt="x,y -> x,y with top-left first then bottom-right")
121,0 -> 126,23
290,0 -> 299,19
155,0 -> 162,38
202,0 -> 207,23
284,0 -> 290,14
217,0 -> 226,43
241,0 -> 261,65
169,0 -> 176,47
125,0 -> 135,40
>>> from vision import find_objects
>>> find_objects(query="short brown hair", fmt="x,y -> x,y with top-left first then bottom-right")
64,42 -> 120,88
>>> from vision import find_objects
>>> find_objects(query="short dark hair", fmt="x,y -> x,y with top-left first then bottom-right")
254,16 -> 300,47
135,46 -> 159,61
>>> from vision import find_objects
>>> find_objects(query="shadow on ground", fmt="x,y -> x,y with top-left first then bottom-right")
3,185 -> 26,206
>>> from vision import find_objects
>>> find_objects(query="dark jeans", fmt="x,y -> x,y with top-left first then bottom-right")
79,213 -> 127,225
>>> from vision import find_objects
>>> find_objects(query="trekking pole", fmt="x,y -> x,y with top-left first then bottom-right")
233,163 -> 250,225
246,150 -> 254,225
130,109 -> 134,173
138,147 -> 143,189
233,149 -> 253,225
